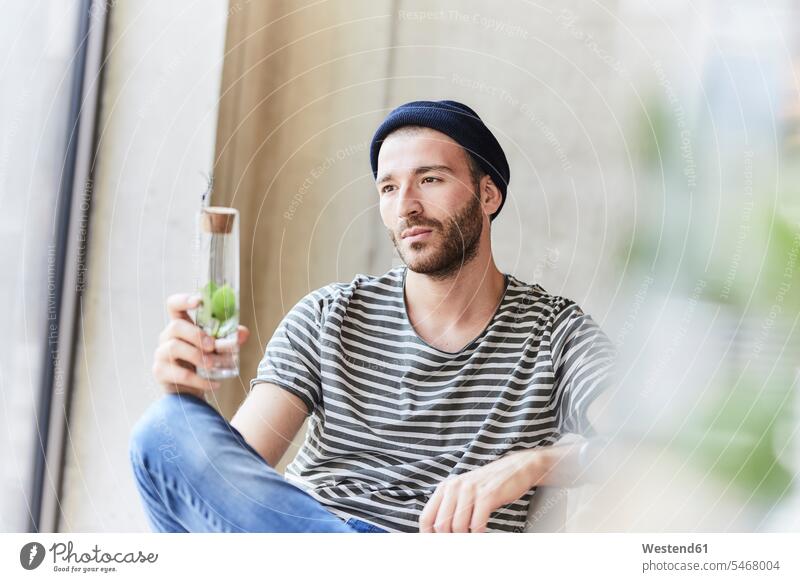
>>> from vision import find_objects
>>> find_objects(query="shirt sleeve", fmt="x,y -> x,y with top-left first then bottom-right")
249,288 -> 331,415
549,300 -> 617,438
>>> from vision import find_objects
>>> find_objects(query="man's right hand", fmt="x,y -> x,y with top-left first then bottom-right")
152,292 -> 250,400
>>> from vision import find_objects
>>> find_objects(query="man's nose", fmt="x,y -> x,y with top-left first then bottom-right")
396,183 -> 423,219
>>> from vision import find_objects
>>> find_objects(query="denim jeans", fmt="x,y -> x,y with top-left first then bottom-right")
128,392 -> 388,533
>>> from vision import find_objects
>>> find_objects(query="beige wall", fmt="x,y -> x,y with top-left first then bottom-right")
211,0 -> 397,427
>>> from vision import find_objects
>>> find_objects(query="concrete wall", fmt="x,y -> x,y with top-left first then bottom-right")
59,0 -> 229,532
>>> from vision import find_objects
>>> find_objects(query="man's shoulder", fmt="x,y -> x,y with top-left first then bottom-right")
505,274 -> 608,337
301,266 -> 406,310
504,273 -> 576,315
522,283 -> 615,353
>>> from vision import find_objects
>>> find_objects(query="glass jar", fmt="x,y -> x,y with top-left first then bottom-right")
193,206 -> 239,379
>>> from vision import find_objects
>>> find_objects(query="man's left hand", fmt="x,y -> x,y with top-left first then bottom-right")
418,449 -> 539,533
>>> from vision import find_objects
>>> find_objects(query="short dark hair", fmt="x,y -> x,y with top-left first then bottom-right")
463,149 -> 487,191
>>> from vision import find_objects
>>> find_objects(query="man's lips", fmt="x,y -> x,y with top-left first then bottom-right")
401,227 -> 433,241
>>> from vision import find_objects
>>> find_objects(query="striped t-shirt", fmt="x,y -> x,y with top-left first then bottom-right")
250,266 -> 616,532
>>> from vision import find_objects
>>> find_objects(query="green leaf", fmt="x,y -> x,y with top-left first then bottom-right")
211,284 -> 237,321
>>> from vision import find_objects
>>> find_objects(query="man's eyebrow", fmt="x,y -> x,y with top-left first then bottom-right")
376,165 -> 454,185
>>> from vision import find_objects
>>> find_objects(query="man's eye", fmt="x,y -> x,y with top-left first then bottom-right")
380,185 -> 395,194
422,176 -> 440,183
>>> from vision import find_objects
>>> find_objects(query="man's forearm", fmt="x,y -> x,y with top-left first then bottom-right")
517,441 -> 592,488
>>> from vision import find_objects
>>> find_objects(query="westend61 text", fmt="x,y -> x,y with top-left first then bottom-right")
642,543 -> 708,554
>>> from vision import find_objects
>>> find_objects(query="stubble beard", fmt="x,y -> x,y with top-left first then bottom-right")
389,193 -> 483,281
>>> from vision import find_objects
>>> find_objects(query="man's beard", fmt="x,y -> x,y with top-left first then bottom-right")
389,192 -> 483,281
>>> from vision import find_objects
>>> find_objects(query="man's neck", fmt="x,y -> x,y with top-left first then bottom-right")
404,250 -> 506,331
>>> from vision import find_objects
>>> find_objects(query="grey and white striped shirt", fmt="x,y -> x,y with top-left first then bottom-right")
250,266 -> 616,532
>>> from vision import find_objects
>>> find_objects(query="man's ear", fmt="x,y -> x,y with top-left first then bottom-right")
480,175 -> 503,217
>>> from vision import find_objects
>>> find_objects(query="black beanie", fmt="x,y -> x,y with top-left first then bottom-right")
369,100 -> 510,220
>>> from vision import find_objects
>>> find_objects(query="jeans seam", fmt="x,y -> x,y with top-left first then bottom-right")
347,517 -> 385,533
130,449 -> 189,532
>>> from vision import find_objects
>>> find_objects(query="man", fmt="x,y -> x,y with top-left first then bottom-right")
129,100 -> 616,533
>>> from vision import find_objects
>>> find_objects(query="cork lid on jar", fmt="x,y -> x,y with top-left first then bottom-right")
200,206 -> 237,234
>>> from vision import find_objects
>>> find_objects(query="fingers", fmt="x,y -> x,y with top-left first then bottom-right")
432,487 -> 458,533
153,338 -> 223,388
419,486 -> 444,533
157,293 -> 227,398
159,318 -> 215,352
468,498 -> 492,533
166,292 -> 201,322
153,359 -> 221,393
451,485 -> 476,533
421,480 -> 461,533
194,324 -> 249,354
155,337 -> 207,370
421,480 -> 490,533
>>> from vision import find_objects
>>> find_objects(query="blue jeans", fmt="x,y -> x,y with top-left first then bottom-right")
128,393 -> 387,533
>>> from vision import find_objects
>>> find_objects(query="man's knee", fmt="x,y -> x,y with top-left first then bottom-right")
129,392 -> 218,468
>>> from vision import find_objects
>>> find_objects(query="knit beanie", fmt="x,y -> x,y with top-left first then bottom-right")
370,100 -> 510,220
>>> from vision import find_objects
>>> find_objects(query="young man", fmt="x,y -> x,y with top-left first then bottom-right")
130,100 -> 616,534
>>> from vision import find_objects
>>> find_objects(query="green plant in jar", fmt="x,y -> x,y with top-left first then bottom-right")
196,280 -> 238,338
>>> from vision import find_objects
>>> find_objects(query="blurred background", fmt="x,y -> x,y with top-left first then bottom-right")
1,0 -> 797,532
